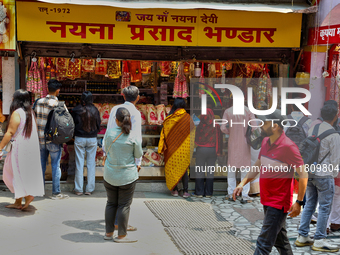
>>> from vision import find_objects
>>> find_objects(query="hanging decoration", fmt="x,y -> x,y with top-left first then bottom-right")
215,62 -> 222,77
56,57 -> 68,81
257,65 -> 272,110
107,60 -> 121,79
121,61 -> 131,94
81,59 -> 95,73
39,57 -> 48,98
95,59 -> 108,75
67,58 -> 81,80
161,61 -> 171,77
141,61 -> 152,74
189,62 -> 195,79
27,58 -> 43,97
208,63 -> 216,91
173,62 -> 188,98
336,74 -> 340,89
128,61 -> 142,82
198,62 -> 205,98
225,62 -> 233,71
183,62 -> 190,74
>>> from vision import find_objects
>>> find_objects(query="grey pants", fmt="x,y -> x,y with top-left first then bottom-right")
104,180 -> 136,236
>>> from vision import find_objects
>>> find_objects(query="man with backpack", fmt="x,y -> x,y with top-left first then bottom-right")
310,100 -> 340,131
284,100 -> 312,146
295,103 -> 340,252
309,100 -> 340,230
34,80 -> 71,200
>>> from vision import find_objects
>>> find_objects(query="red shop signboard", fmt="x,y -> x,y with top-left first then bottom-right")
309,25 -> 340,45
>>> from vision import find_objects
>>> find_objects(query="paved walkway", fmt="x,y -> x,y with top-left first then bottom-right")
1,187 -> 340,255
190,195 -> 340,255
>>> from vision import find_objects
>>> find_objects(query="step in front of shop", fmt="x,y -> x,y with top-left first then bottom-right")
50,180 -> 228,194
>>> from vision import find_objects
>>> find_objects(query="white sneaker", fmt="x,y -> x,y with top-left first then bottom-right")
312,239 -> 339,252
295,235 -> 314,247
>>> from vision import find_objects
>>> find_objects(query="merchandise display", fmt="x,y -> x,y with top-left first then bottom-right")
23,54 -> 278,180
143,149 -> 164,166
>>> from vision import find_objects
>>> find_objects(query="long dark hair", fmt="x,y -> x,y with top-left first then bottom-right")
80,91 -> 97,133
116,107 -> 131,134
169,98 -> 186,115
9,89 -> 33,139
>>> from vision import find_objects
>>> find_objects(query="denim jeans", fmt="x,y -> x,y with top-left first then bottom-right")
194,146 -> 217,196
254,206 -> 292,255
74,137 -> 97,193
173,171 -> 189,193
298,176 -> 334,240
40,142 -> 62,195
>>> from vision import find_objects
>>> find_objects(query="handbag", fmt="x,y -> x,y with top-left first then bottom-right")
4,140 -> 13,152
102,132 -> 123,166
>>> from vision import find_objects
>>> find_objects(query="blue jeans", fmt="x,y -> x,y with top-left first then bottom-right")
298,176 -> 335,240
74,137 -> 97,193
40,142 -> 62,195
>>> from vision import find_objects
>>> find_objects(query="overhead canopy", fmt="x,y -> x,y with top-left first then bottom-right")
36,0 -> 315,13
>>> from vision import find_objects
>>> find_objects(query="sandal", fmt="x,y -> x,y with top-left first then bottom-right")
226,195 -> 235,202
113,236 -> 137,243
104,234 -> 114,240
240,197 -> 253,204
84,192 -> 91,196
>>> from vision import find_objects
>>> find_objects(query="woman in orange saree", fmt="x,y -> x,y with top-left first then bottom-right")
158,98 -> 195,198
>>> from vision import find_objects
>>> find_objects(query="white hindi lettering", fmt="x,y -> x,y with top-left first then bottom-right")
320,28 -> 336,40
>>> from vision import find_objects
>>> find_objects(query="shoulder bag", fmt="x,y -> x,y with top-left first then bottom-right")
102,132 -> 123,166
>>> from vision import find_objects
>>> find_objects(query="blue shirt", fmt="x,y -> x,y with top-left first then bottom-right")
103,127 -> 143,186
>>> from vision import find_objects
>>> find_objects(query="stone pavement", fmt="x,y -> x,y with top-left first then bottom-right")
1,186 -> 340,255
190,195 -> 340,255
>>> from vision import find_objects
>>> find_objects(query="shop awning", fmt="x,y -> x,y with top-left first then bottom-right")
36,0 -> 316,13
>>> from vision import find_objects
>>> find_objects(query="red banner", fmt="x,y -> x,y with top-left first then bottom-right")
308,25 -> 340,45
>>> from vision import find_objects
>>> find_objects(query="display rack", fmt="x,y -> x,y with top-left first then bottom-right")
59,79 -> 166,178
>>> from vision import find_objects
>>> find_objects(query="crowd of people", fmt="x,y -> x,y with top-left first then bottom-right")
2,80 -> 340,251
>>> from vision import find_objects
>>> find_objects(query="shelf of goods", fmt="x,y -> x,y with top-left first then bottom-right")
58,78 -> 167,178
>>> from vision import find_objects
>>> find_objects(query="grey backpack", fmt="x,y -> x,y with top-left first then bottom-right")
44,102 -> 74,144
285,115 -> 309,148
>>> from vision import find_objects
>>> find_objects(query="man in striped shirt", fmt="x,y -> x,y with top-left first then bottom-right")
34,80 -> 69,200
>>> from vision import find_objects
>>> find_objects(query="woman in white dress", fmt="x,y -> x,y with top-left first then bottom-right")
1,89 -> 44,210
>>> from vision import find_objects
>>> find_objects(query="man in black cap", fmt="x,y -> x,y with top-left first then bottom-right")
34,80 -> 69,200
233,109 -> 308,255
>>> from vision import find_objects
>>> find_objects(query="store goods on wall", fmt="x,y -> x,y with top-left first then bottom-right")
24,54 -> 279,180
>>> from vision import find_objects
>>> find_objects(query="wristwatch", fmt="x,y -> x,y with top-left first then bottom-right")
296,199 -> 304,206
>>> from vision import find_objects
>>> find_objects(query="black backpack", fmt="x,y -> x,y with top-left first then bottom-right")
299,124 -> 337,165
44,102 -> 74,144
285,115 -> 310,148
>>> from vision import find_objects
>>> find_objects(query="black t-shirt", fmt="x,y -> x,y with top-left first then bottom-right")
71,104 -> 101,138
